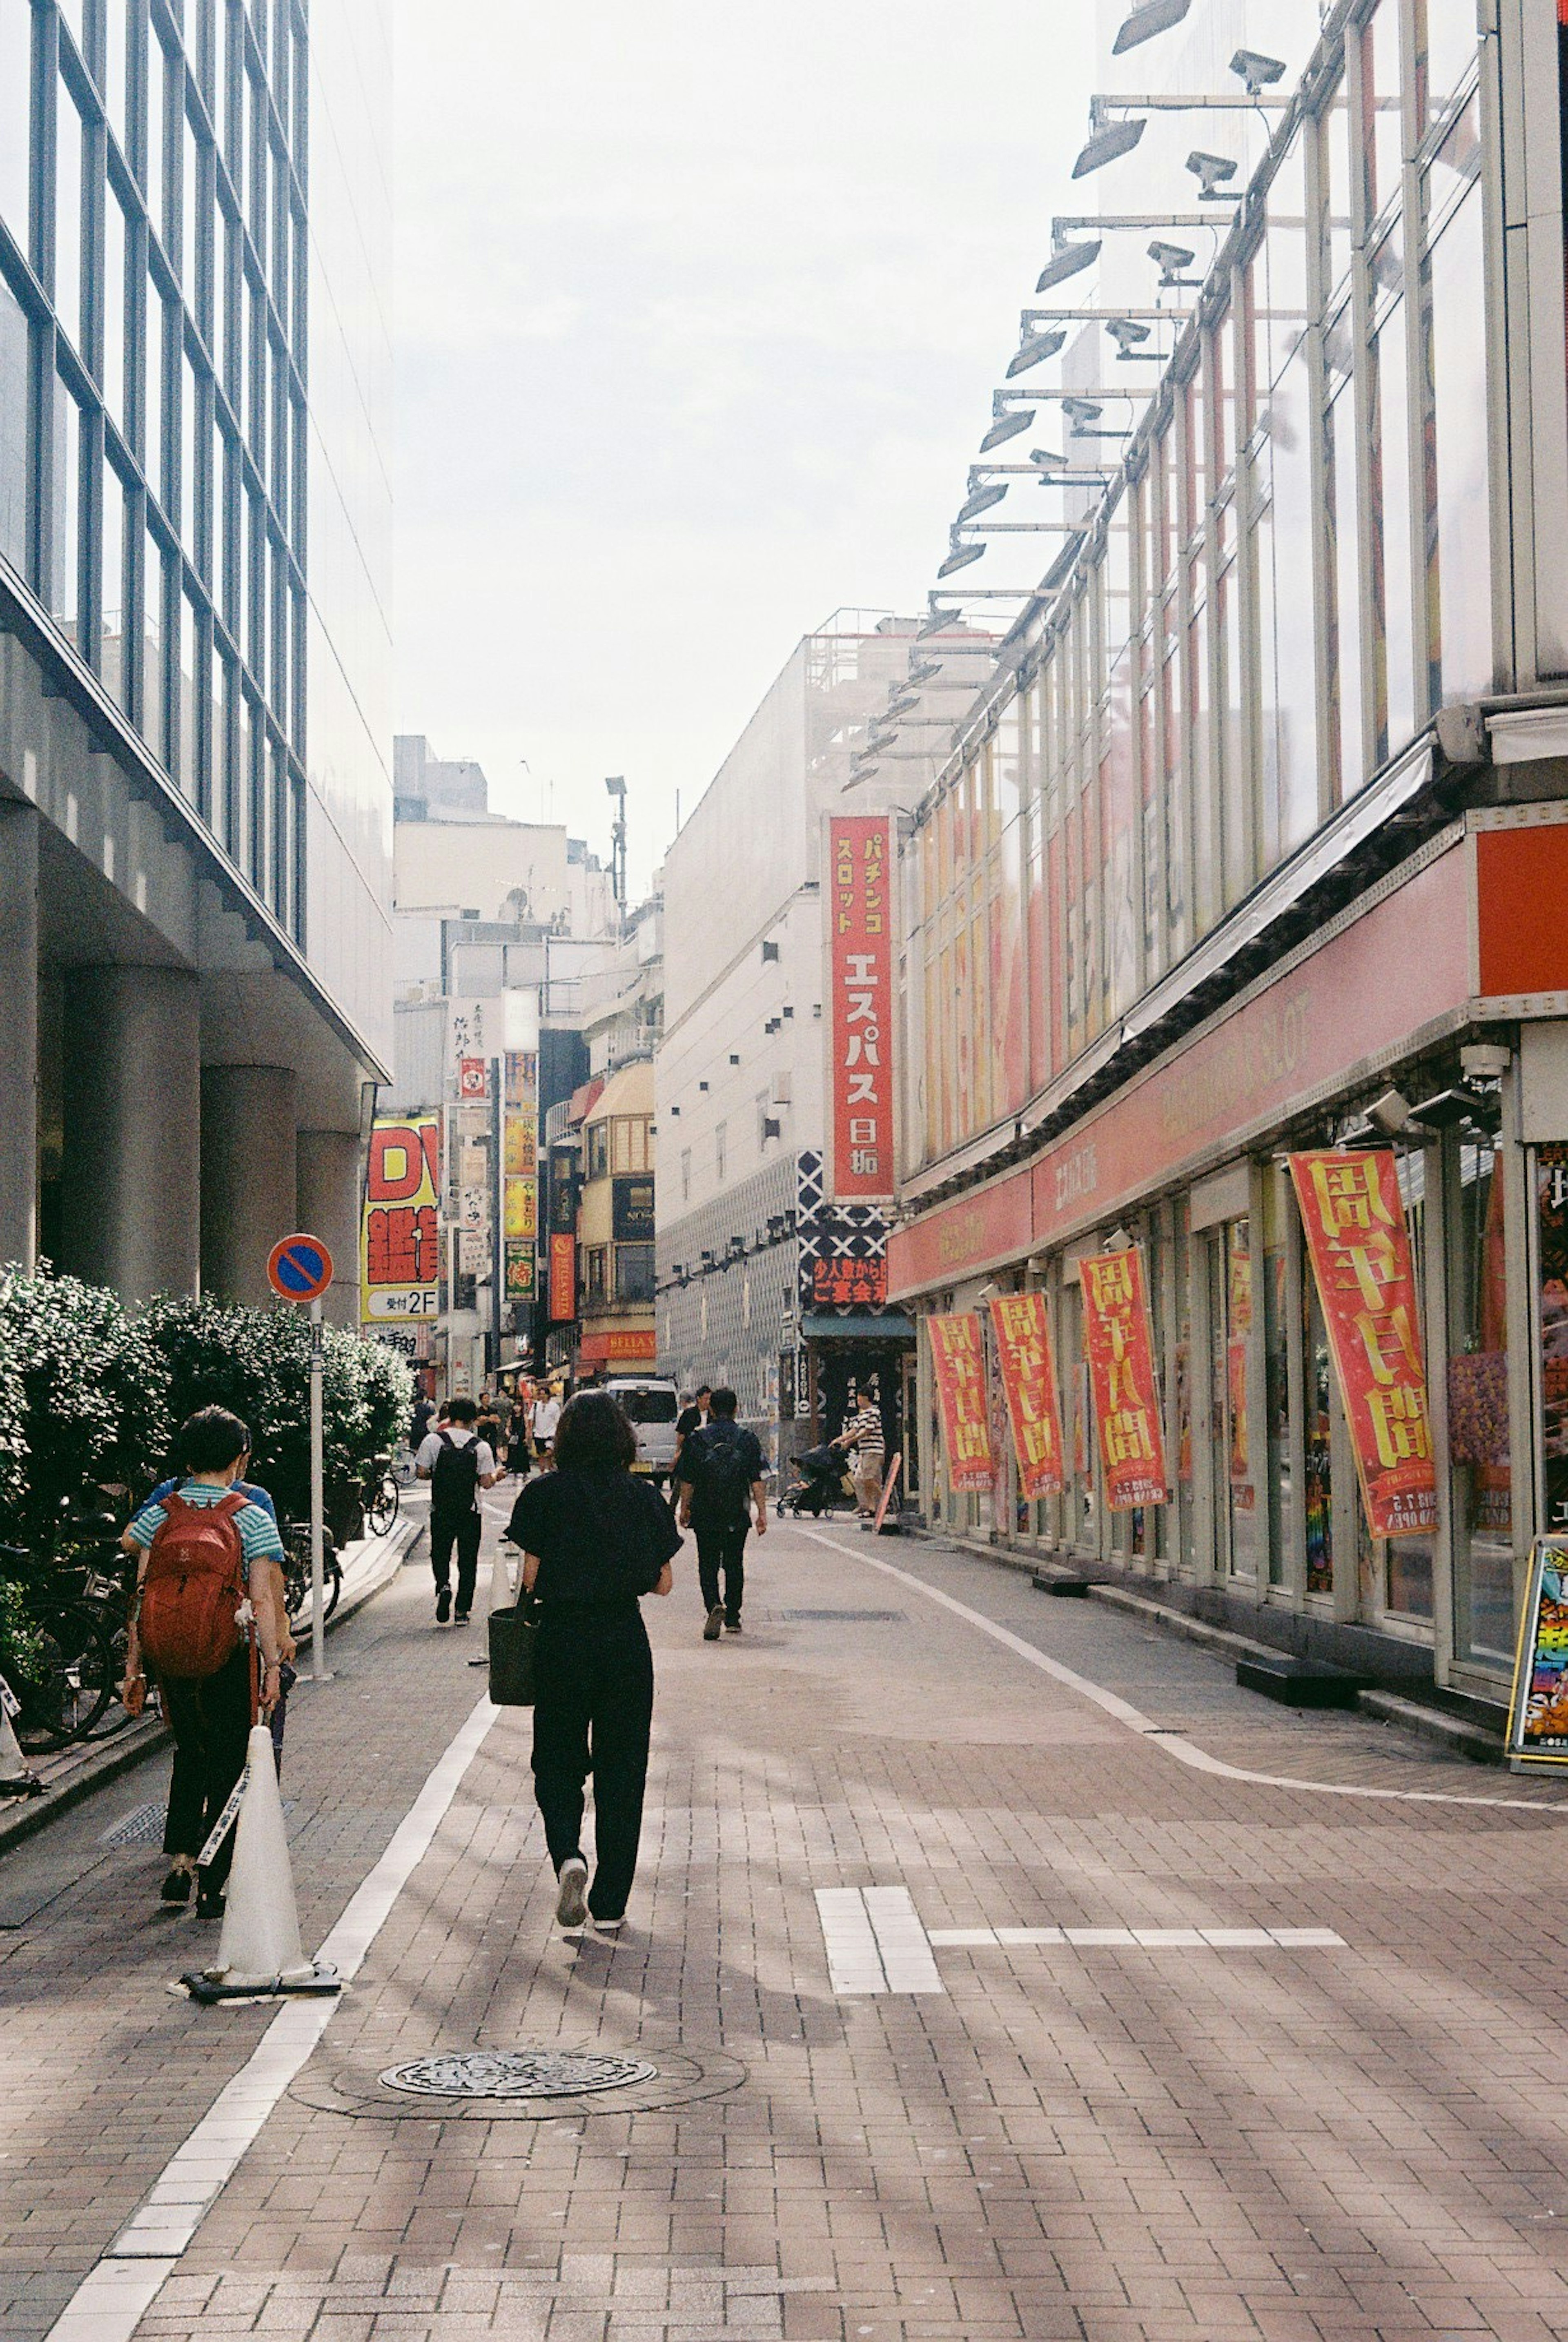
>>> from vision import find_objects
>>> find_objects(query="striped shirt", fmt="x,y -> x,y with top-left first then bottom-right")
845,1404 -> 884,1455
126,1480 -> 285,1584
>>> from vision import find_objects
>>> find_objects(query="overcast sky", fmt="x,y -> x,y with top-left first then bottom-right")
391,3 -> 1095,898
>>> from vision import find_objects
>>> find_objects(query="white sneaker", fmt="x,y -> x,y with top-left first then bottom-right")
703,1604 -> 724,1642
555,1856 -> 588,1929
594,1913 -> 625,1934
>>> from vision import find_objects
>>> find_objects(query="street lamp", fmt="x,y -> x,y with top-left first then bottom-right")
1073,107 -> 1147,179
1113,0 -> 1191,51
604,775 -> 627,914
1005,325 -> 1068,378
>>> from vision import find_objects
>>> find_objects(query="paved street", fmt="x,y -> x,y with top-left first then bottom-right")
7,1508 -> 1568,2342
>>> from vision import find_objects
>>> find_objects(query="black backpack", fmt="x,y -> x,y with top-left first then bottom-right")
431,1430 -> 481,1519
688,1424 -> 753,1518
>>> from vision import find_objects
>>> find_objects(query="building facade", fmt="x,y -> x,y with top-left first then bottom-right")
889,0 -> 1568,1705
0,0 -> 392,1323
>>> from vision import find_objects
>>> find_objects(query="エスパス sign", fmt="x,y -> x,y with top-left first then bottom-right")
826,813 -> 895,1202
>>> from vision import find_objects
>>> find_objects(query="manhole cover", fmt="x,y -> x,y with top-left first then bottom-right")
379,2050 -> 657,2101
779,1609 -> 906,1623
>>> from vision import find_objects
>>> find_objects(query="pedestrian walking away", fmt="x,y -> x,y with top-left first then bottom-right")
836,1382 -> 886,1522
416,1397 -> 498,1625
120,1406 -> 287,1919
530,1382 -> 563,1469
675,1385 -> 767,1639
409,1393 -> 435,1449
506,1390 -> 680,1932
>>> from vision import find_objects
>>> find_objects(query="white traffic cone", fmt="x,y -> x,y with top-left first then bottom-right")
0,1697 -> 42,1798
185,1725 -> 338,2002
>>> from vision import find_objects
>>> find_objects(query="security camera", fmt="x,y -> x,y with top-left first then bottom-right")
1187,149 -> 1240,199
1230,48 -> 1287,96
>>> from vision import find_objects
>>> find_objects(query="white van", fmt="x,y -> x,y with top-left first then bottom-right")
604,1377 -> 681,1486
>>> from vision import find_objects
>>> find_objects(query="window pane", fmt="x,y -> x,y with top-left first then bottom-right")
1449,1144 -> 1513,1665
102,179 -> 127,430
144,283 -> 165,503
1371,301 -> 1417,761
178,584 -> 198,798
0,0 -> 32,245
210,644 -> 229,845
103,0 -> 129,150
141,526 -> 165,759
1428,191 -> 1492,701
1419,0 -> 1480,133
181,109 -> 199,310
144,30 -> 166,247
50,372 -> 80,632
1260,345 -> 1318,854
56,0 -> 83,59
180,345 -> 198,553
1321,76 -> 1353,304
1361,0 -> 1405,230
0,268 -> 25,569
54,76 -> 83,347
101,457 -> 126,700
1327,386 -> 1365,799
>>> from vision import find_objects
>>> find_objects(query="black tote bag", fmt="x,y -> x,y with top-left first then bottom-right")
488,1598 -> 540,1706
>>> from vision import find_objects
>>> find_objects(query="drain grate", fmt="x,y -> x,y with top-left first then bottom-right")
778,1608 -> 906,1623
100,1801 -> 163,1847
380,2050 -> 657,2101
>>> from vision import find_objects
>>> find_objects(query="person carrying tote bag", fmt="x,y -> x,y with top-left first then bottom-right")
505,1391 -> 681,1936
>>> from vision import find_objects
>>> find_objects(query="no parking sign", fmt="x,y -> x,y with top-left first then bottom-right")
266,1232 -> 334,1304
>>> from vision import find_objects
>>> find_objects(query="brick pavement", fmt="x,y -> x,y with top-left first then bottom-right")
8,1509 -> 1568,2340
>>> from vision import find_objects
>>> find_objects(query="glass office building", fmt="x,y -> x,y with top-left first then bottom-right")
0,0 -> 392,1321
889,0 -> 1568,1705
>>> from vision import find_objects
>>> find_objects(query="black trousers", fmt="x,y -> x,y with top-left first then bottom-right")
430,1508 -> 482,1612
531,1609 -> 653,1921
161,1643 -> 254,1890
695,1517 -> 748,1622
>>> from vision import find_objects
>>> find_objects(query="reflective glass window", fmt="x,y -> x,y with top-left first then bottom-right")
210,643 -> 230,847
144,283 -> 165,503
182,108 -> 200,311
1361,0 -> 1405,230
1448,1142 -> 1513,1667
53,75 -> 84,348
1261,343 -> 1318,854
103,0 -> 129,149
56,0 -> 83,59
1327,383 -> 1365,799
144,28 -> 167,247
1217,561 -> 1247,907
50,371 -> 80,631
178,583 -> 199,797
102,177 -> 127,431
180,346 -> 198,555
0,0 -> 29,247
1261,132 -> 1308,389
1427,188 -> 1491,702
1419,0 -> 1480,136
101,455 -> 127,700
141,524 -> 166,759
0,269 -> 25,568
1321,76 -> 1354,303
1370,299 -> 1417,762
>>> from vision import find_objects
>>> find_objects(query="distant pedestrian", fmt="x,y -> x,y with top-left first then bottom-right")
672,1385 -> 710,1481
410,1395 -> 435,1448
675,1387 -> 766,1640
836,1384 -> 886,1522
531,1383 -> 563,1468
416,1397 -> 499,1626
507,1391 -> 680,1933
491,1382 -> 515,1468
120,1407 -> 287,1919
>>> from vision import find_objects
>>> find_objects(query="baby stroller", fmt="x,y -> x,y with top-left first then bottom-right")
778,1442 -> 855,1518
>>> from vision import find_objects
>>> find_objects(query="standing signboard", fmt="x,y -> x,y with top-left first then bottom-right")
1289,1149 -> 1437,1537
549,1231 -> 577,1324
1537,1143 -> 1568,1537
926,1313 -> 994,1492
987,1291 -> 1066,1500
361,1117 -> 440,1324
826,814 -> 895,1202
1080,1247 -> 1169,1511
503,1050 -> 539,1309
1507,1538 -> 1568,1765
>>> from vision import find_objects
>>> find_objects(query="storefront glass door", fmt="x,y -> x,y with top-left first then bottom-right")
1448,1141 -> 1513,1667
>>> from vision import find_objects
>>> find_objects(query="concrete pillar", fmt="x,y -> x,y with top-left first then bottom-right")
296,1127 -> 362,1328
0,803 -> 39,1269
60,965 -> 202,1299
201,1065 -> 298,1306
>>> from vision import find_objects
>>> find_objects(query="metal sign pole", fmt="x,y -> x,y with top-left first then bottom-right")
310,1296 -> 328,1681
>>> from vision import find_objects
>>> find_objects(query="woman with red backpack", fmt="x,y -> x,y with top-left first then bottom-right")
122,1407 -> 288,1918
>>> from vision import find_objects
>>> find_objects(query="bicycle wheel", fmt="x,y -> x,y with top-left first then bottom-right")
13,1600 -> 115,1749
83,1607 -> 135,1738
322,1550 -> 343,1621
367,1474 -> 399,1537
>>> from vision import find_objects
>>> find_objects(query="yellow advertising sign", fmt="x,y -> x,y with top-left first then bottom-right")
361,1115 -> 441,1323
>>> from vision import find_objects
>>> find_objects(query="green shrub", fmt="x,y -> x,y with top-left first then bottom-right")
0,1265 -> 170,1548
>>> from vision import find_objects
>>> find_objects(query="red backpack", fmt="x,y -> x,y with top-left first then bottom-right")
138,1490 -> 248,1681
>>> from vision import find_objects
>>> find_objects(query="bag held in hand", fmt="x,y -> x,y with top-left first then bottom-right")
138,1490 -> 247,1680
488,1597 -> 540,1706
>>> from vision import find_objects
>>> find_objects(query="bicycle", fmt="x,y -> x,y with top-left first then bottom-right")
362,1453 -> 400,1538
281,1518 -> 343,1627
0,1541 -> 118,1749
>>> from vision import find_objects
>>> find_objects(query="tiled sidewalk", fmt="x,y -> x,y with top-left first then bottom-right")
9,1513 -> 1568,2340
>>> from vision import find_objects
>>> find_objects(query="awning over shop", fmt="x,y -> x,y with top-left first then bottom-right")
801,1311 -> 915,1343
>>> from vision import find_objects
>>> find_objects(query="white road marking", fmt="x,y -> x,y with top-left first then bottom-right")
928,1924 -> 1345,1950
799,1528 -> 1568,1819
816,1885 -> 944,1995
45,1696 -> 501,2342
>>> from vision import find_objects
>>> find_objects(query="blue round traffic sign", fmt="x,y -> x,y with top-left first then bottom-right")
267,1232 -> 334,1302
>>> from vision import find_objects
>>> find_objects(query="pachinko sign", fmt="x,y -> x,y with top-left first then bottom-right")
361,1116 -> 440,1323
1079,1247 -> 1168,1511
1289,1149 -> 1437,1537
987,1291 -> 1066,1500
927,1312 -> 994,1493
1508,1539 -> 1568,1765
827,813 -> 895,1202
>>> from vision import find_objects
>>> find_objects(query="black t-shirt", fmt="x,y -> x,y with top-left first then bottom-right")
679,1420 -> 765,1524
507,1469 -> 682,1609
675,1405 -> 706,1443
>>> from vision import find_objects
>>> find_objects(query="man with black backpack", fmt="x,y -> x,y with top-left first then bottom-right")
674,1386 -> 767,1640
416,1396 -> 499,1626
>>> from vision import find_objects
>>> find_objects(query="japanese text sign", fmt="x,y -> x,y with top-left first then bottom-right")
827,814 -> 895,1202
988,1291 -> 1066,1500
361,1116 -> 440,1324
1080,1247 -> 1169,1511
459,1056 -> 488,1100
927,1313 -> 995,1493
1508,1539 -> 1568,1765
1289,1150 -> 1437,1538
549,1231 -> 577,1324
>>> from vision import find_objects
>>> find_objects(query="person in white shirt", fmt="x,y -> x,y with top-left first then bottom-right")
531,1387 -> 563,1469
415,1396 -> 498,1624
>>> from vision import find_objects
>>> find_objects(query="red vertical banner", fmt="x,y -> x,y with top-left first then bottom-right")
1080,1248 -> 1169,1510
548,1231 -> 577,1324
988,1291 -> 1067,1499
827,814 -> 895,1201
927,1313 -> 995,1492
1289,1150 -> 1437,1538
